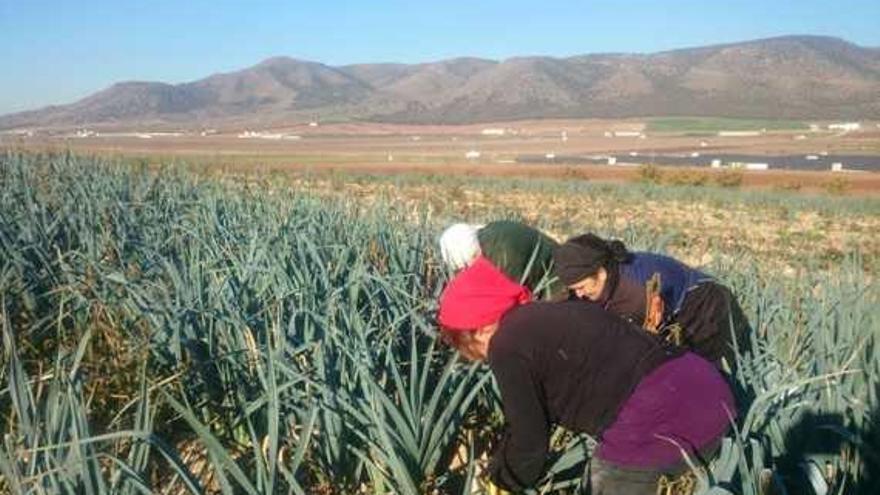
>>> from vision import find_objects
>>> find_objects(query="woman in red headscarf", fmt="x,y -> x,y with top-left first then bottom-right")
438,256 -> 735,494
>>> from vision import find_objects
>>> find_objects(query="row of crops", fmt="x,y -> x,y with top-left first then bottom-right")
1,152 -> 878,494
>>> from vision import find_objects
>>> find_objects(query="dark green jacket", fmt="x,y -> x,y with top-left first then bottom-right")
478,221 -> 565,300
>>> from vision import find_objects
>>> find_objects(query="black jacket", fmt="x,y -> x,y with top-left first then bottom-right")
487,301 -> 682,491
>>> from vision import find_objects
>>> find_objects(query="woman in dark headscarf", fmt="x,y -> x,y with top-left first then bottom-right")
553,233 -> 751,371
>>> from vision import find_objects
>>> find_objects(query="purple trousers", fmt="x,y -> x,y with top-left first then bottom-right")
596,352 -> 735,470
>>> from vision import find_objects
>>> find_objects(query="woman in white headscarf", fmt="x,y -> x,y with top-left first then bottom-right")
439,220 -> 565,300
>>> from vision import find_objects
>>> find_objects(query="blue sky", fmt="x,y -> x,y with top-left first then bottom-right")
2,0 -> 879,115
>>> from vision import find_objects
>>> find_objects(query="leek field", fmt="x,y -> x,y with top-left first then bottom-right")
1,152 -> 878,494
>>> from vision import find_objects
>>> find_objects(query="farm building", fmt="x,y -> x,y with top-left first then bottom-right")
94,132 -> 153,139
146,132 -> 184,137
828,122 -> 860,131
729,162 -> 769,170
465,150 -> 481,160
481,128 -> 506,136
718,131 -> 762,137
238,130 -> 301,140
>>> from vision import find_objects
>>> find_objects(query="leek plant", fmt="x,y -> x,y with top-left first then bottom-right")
1,152 -> 877,494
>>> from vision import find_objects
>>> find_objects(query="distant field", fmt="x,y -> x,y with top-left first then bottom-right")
647,116 -> 809,133
3,117 -> 878,194
0,149 -> 874,195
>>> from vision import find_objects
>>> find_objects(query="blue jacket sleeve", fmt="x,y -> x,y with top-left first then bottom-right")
626,253 -> 713,316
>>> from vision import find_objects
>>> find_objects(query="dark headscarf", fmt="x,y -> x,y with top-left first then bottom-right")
553,233 -> 632,286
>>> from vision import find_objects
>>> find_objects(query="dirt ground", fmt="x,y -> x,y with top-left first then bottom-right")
4,118 -> 879,194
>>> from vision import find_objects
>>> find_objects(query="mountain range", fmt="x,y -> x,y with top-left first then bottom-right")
3,35 -> 880,129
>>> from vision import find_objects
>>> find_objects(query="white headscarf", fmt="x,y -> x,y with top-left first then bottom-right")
439,223 -> 483,271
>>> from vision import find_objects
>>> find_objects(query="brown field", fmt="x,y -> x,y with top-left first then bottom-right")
201,170 -> 879,277
3,118 -> 879,194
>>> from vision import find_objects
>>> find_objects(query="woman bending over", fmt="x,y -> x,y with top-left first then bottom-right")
553,233 -> 752,370
438,256 -> 735,494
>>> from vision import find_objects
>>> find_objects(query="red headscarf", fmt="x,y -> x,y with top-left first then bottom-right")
438,255 -> 532,331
